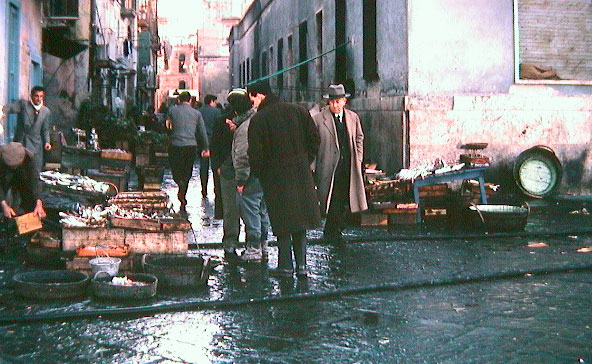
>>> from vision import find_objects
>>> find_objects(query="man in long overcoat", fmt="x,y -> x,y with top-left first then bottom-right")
2,86 -> 52,172
247,80 -> 321,277
313,84 -> 368,243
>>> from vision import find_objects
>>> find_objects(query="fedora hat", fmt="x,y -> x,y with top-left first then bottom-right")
0,142 -> 33,168
322,84 -> 350,99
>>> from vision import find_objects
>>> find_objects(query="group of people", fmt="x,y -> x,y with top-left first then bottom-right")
166,80 -> 368,278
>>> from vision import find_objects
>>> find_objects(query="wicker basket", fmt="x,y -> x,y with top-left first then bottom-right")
467,203 -> 529,231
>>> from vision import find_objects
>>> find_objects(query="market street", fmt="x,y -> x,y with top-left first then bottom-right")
1,168 -> 592,363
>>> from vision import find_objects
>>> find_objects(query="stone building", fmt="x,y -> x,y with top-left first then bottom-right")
137,0 -> 160,112
155,43 -> 199,111
229,0 -> 592,194
0,0 -> 45,143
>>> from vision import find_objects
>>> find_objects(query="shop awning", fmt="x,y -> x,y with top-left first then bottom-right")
42,28 -> 88,59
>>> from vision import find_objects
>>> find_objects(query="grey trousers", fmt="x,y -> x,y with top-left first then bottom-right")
219,174 -> 240,250
236,177 -> 270,248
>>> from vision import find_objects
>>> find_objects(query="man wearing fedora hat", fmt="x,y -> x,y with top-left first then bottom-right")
0,142 -> 46,219
313,84 -> 368,244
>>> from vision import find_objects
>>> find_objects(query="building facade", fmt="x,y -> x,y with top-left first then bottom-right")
229,0 -> 592,194
156,43 -> 199,111
0,0 -> 45,143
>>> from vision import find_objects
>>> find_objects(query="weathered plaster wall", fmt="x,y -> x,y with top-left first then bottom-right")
407,0 -> 515,95
408,86 -> 592,193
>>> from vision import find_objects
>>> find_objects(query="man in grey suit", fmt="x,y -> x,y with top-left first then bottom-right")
2,86 -> 52,172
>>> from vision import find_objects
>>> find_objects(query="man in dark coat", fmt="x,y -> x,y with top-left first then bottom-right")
247,80 -> 321,277
198,94 -> 222,198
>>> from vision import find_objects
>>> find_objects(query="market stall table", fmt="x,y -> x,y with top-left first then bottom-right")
412,167 -> 489,223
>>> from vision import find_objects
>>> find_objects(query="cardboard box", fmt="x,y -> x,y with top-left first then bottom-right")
14,213 -> 42,234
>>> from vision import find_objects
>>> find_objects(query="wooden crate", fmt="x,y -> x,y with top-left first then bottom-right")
101,150 -> 133,161
160,218 -> 192,231
388,210 -> 417,225
110,216 -> 161,231
360,212 -> 389,226
29,231 -> 61,248
87,169 -> 129,193
14,213 -> 42,235
124,230 -> 188,254
66,256 -> 134,273
62,227 -> 126,251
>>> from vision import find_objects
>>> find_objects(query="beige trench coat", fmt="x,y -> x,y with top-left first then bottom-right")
312,106 -> 368,214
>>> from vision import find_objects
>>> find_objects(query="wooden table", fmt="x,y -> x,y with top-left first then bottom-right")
412,167 -> 489,223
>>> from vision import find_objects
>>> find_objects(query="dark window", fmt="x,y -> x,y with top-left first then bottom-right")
178,53 -> 186,73
261,51 -> 268,76
316,11 -> 323,78
179,80 -> 186,89
363,0 -> 378,81
269,46 -> 274,74
277,38 -> 284,91
335,0 -> 347,84
299,21 -> 308,86
246,58 -> 251,82
239,62 -> 243,85
45,0 -> 78,18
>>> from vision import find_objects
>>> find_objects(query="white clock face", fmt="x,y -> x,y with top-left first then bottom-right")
519,158 -> 555,195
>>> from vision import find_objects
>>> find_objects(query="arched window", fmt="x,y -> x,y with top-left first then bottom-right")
179,53 -> 186,73
179,80 -> 186,89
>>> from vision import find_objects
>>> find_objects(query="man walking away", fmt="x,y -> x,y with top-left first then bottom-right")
1,86 -> 52,172
231,90 -> 271,263
247,80 -> 321,277
165,91 -> 210,211
198,94 -> 222,198
313,84 -> 368,244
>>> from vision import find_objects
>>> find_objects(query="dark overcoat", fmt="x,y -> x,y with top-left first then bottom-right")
248,94 -> 321,235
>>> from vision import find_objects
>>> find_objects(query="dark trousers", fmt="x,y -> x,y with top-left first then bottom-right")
324,163 -> 350,236
168,145 -> 197,197
198,155 -> 210,195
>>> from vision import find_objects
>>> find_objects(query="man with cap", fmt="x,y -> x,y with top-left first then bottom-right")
312,84 -> 368,244
198,94 -> 222,198
1,86 -> 52,172
0,142 -> 46,219
247,79 -> 321,277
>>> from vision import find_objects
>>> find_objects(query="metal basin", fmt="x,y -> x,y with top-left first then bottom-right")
142,254 -> 211,288
91,272 -> 158,300
13,270 -> 89,300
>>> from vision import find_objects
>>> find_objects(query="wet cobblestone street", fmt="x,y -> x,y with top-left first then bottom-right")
1,168 -> 592,363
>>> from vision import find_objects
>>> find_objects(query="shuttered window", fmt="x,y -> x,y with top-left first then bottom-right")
516,0 -> 592,82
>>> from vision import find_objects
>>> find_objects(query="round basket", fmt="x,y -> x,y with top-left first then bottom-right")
142,254 -> 211,288
91,272 -> 158,300
13,270 -> 89,300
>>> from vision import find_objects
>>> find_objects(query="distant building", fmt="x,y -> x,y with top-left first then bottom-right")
156,43 -> 200,111
230,0 -> 592,194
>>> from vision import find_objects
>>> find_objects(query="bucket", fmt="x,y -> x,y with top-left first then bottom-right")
89,257 -> 121,277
